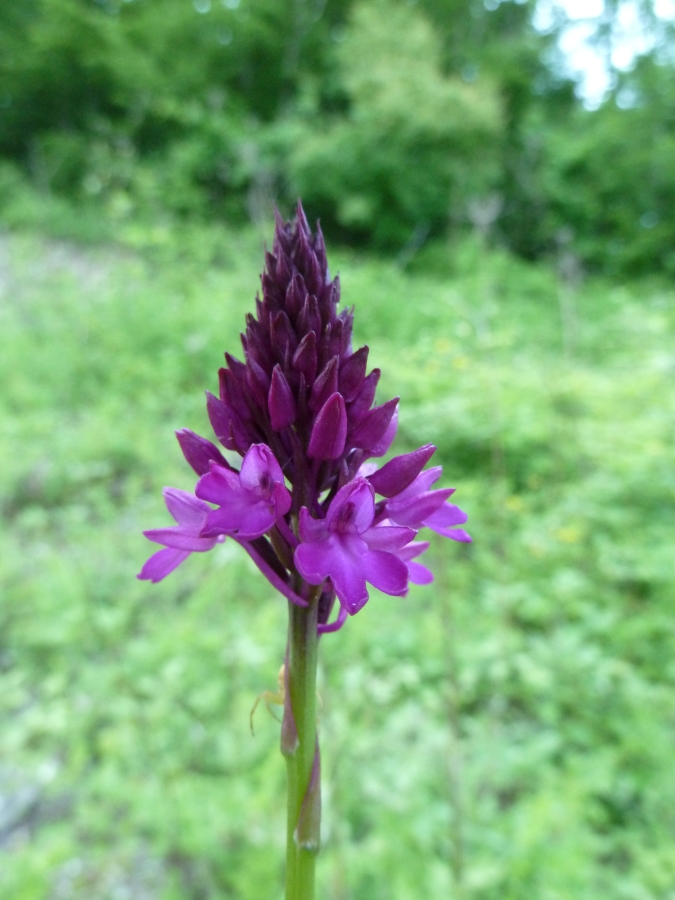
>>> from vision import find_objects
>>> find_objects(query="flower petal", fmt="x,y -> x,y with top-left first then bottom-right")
298,508 -> 329,543
236,501 -> 276,540
137,547 -> 191,582
392,466 -> 444,501
240,443 -> 285,491
443,527 -> 473,543
163,487 -> 212,527
362,524 -> 415,553
387,488 -> 455,527
407,560 -> 434,585
364,549 -> 409,596
196,464 -> 241,505
143,526 -> 216,552
295,533 -> 369,613
423,502 -> 468,529
326,478 -> 374,534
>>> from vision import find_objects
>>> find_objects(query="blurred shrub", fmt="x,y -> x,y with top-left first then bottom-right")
286,0 -> 501,247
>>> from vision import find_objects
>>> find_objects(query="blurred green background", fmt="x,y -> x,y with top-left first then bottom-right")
1,1 -> 675,898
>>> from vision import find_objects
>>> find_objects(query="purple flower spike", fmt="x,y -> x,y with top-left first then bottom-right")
138,488 -> 223,583
197,443 -> 291,540
294,478 -> 414,614
140,202 -> 469,621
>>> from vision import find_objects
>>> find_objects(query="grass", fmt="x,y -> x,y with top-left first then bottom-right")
1,218 -> 674,899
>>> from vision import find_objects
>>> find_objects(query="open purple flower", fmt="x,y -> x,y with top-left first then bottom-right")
138,488 -> 223,583
384,466 -> 472,543
294,478 -> 414,614
196,443 -> 291,541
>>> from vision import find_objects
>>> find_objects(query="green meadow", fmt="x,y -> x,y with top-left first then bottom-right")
1,220 -> 674,899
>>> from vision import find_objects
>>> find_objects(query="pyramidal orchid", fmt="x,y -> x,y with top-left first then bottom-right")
137,203 -> 471,900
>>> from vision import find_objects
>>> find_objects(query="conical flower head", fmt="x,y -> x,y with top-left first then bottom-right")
213,202 -> 399,506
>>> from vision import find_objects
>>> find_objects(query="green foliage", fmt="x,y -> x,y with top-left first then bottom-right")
287,0 -> 502,247
1,223 -> 675,898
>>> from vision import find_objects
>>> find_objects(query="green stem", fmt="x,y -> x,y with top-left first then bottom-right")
283,589 -> 320,900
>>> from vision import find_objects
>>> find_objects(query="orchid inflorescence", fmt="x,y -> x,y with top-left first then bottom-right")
138,203 -> 470,633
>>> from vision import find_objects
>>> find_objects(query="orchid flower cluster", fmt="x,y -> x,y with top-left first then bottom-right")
138,203 -> 470,630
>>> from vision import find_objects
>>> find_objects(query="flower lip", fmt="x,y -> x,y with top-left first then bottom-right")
325,478 -> 374,534
197,444 -> 291,540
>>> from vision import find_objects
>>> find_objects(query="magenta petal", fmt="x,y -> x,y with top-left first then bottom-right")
397,540 -> 431,562
298,508 -> 329,543
163,488 -> 212,526
137,547 -> 191,582
407,560 -> 434,585
387,488 -> 455,527
362,524 -> 415,553
424,502 -> 468,529
236,502 -> 276,540
201,500 -> 250,537
272,482 -> 292,517
240,444 -> 284,490
295,533 -> 369,613
326,478 -> 374,534
143,526 -> 215,552
364,549 -> 409,596
393,466 -> 444,500
196,464 -> 241,505
443,528 -> 473,543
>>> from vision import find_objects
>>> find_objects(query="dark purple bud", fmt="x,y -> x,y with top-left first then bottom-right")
349,368 -> 381,424
285,273 -> 307,319
296,200 -> 311,238
246,357 -> 270,409
219,367 -> 252,421
310,356 -> 338,413
271,311 -> 298,361
245,314 -> 274,371
337,306 -> 354,355
292,331 -> 318,384
317,277 -> 339,323
308,392 -> 347,459
206,391 -> 247,452
304,247 -> 324,297
275,250 -> 293,291
176,429 -> 230,476
327,319 -> 344,362
351,397 -> 399,451
268,365 -> 297,431
313,224 -> 328,275
367,444 -> 436,497
299,295 -> 322,336
339,346 -> 368,402
225,352 -> 246,380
